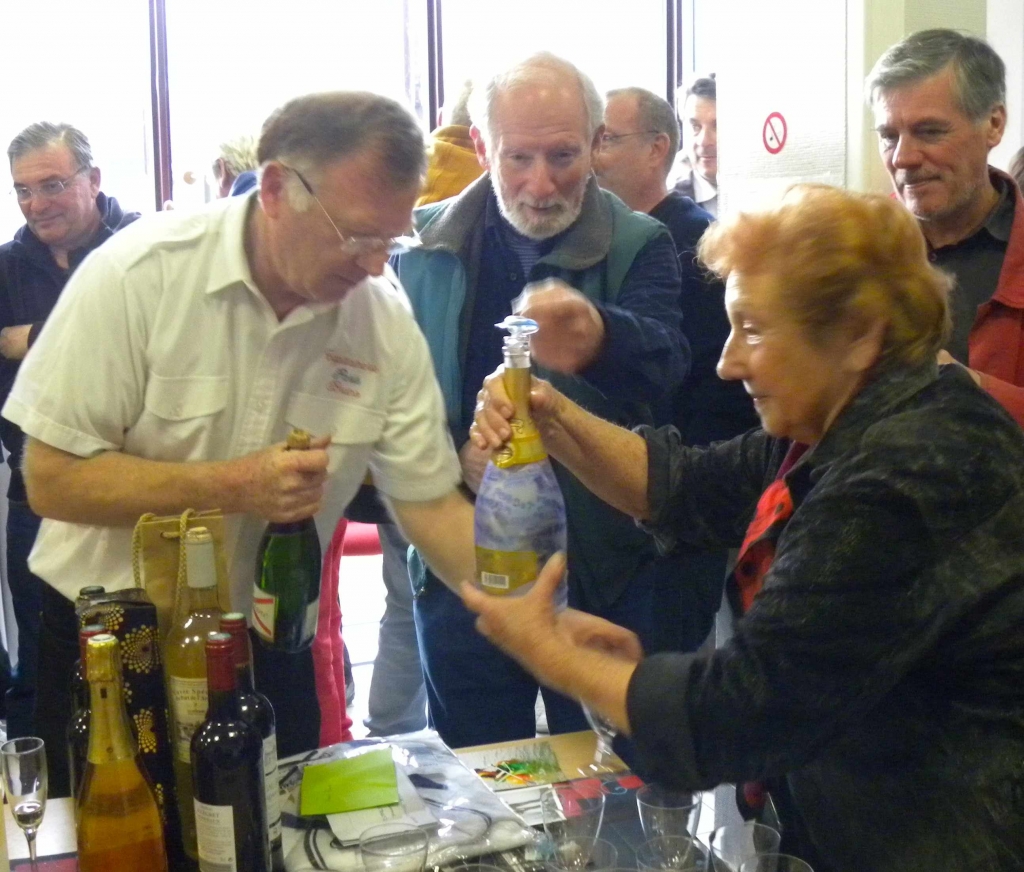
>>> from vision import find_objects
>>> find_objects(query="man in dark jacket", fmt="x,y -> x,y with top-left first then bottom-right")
0,122 -> 139,737
594,87 -> 757,653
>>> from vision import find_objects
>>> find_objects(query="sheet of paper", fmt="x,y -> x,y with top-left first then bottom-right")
300,747 -> 399,816
327,767 -> 436,845
458,740 -> 567,791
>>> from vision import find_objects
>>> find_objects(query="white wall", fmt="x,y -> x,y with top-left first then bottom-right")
988,0 -> 1024,171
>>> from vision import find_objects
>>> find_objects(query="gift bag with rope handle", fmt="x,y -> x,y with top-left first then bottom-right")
131,508 -> 233,640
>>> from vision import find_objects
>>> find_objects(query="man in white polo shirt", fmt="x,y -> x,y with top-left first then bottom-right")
3,92 -> 477,796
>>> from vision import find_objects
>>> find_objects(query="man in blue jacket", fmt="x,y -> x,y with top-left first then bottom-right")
394,53 -> 689,748
0,122 -> 138,738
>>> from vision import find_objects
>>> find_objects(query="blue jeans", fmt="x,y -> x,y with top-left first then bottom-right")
413,564 -> 657,750
6,499 -> 43,739
365,524 -> 427,736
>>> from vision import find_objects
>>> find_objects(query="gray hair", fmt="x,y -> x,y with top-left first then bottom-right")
258,91 -> 426,206
469,52 -> 605,145
866,29 -> 1005,121
607,87 -> 680,177
442,79 -> 474,128
8,121 -> 93,169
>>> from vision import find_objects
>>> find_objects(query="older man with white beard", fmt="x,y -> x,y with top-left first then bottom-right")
393,52 -> 688,748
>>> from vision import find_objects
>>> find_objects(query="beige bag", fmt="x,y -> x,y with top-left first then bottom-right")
130,508 -> 232,640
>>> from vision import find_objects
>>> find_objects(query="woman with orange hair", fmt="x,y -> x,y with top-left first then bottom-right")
466,185 -> 1024,872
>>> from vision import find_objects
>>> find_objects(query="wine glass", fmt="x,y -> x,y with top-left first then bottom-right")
738,853 -> 814,872
1,737 -> 47,870
541,781 -> 606,844
581,705 -> 617,773
636,784 -> 702,840
635,835 -> 708,872
708,822 -> 781,872
359,822 -> 429,872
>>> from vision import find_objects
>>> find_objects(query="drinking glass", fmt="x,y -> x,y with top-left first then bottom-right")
634,835 -> 708,872
581,705 -> 617,773
709,822 -> 781,872
636,784 -> 701,839
1,737 -> 47,870
541,781 -> 606,843
546,835 -> 619,872
738,854 -> 814,872
359,822 -> 430,872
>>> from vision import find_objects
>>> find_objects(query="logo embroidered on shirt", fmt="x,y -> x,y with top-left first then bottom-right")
328,366 -> 363,397
325,350 -> 378,373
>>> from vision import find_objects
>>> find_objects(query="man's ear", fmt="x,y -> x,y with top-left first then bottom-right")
591,124 -> 606,156
87,166 -> 101,197
259,162 -> 288,219
985,103 -> 1007,150
650,133 -> 671,170
470,125 -> 490,170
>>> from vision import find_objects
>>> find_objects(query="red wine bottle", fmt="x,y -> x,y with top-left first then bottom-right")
190,633 -> 269,872
220,613 -> 284,871
67,623 -> 108,802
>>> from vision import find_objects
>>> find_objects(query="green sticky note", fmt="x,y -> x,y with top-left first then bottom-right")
300,748 -> 400,816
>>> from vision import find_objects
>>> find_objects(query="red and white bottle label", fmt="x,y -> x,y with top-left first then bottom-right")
251,584 -> 277,643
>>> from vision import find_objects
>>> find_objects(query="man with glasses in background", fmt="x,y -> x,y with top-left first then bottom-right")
393,53 -> 688,749
0,122 -> 139,741
594,87 -> 756,655
3,93 -> 484,795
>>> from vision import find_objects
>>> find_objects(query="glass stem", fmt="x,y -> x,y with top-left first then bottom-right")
27,829 -> 38,869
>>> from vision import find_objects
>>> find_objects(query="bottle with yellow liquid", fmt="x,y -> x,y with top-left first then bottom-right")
163,526 -> 224,861
76,634 -> 168,872
474,316 -> 568,606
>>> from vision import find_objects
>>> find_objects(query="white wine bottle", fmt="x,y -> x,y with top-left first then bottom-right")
474,316 -> 568,607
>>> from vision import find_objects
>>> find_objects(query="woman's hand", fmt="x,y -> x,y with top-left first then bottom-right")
469,366 -> 564,450
460,553 -> 643,703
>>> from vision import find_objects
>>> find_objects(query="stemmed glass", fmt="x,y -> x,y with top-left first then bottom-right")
1,737 -> 48,870
581,705 -> 617,774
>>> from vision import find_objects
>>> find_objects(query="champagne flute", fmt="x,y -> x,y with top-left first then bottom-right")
581,704 -> 617,773
1,737 -> 47,870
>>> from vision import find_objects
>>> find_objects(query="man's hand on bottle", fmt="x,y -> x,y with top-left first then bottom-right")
232,435 -> 330,522
458,440 -> 490,494
470,367 -> 562,450
514,280 -> 604,373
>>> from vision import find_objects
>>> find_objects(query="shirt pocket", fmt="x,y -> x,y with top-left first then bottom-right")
285,392 -> 385,476
139,374 -> 230,459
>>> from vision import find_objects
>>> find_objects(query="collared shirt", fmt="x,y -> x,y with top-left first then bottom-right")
931,175 -> 1016,362
3,192 -> 460,605
691,170 -> 718,217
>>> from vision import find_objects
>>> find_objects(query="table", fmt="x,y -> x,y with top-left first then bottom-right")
4,730 -> 720,871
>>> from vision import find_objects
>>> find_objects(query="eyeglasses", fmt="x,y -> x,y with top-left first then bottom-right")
284,166 -> 421,256
11,166 -> 89,202
598,130 -> 661,148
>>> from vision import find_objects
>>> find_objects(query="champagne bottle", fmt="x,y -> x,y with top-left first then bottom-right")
221,613 -> 284,871
76,634 -> 168,872
164,526 -> 224,860
252,428 -> 322,653
191,632 -> 270,872
474,316 -> 568,607
68,623 -> 108,801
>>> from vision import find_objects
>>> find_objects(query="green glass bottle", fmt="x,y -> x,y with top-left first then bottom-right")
474,317 -> 568,607
252,429 -> 323,653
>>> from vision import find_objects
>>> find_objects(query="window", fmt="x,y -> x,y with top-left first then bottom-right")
163,0 -> 429,209
441,0 -> 668,106
0,0 -> 154,239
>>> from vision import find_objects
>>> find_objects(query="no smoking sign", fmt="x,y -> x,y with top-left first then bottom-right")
762,112 -> 787,154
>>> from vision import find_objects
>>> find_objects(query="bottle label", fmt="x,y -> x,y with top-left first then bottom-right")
475,547 -> 539,594
493,419 -> 547,469
302,598 -> 320,643
194,799 -> 236,872
251,584 -> 277,644
263,734 -> 282,844
169,676 -> 209,763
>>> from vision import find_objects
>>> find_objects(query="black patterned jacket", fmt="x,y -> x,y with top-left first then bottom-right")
628,361 -> 1024,872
